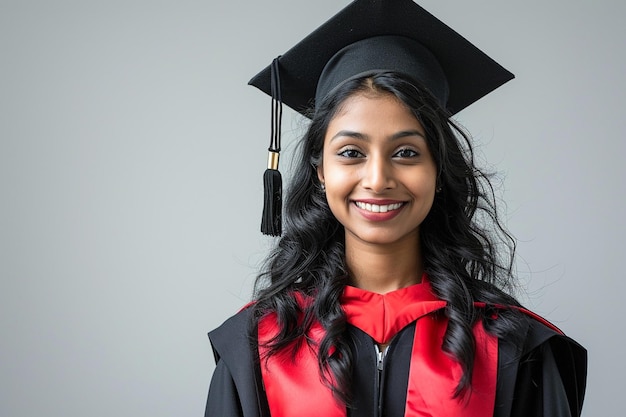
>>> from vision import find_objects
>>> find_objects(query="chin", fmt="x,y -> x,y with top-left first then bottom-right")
347,228 -> 419,247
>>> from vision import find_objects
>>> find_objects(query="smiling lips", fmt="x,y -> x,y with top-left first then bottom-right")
353,200 -> 406,221
355,201 -> 403,213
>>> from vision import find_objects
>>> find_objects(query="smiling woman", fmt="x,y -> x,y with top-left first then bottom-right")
204,1 -> 586,416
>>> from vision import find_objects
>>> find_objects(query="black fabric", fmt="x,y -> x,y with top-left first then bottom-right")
206,310 -> 270,417
204,309 -> 586,417
205,359 -> 244,417
348,323 -> 415,417
315,35 -> 449,110
511,320 -> 586,417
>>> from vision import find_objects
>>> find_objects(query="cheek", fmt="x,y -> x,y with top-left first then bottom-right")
402,166 -> 437,190
321,167 -> 356,221
424,175 -> 438,194
323,164 -> 357,197
320,153 -> 345,188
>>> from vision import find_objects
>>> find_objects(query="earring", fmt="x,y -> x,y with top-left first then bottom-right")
320,183 -> 326,192
436,186 -> 442,193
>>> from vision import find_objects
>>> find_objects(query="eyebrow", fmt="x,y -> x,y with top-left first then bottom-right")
329,129 -> 426,142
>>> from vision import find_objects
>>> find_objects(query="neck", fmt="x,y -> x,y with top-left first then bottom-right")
345,233 -> 423,294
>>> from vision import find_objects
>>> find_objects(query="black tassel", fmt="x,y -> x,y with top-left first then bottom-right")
261,57 -> 283,236
261,166 -> 282,236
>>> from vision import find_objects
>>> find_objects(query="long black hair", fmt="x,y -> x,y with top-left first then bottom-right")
251,71 -> 523,404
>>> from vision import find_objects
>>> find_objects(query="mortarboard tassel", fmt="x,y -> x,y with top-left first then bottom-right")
261,58 -> 283,236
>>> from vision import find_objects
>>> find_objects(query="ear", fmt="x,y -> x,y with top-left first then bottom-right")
316,162 -> 325,185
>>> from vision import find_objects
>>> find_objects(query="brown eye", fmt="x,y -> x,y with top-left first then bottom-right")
339,149 -> 364,158
394,148 -> 418,158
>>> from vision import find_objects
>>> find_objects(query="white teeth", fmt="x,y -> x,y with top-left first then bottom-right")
355,202 -> 403,213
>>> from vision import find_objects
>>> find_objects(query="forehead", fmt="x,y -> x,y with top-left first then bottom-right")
329,92 -> 423,130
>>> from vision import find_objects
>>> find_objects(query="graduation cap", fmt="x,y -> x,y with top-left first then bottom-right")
249,0 -> 514,236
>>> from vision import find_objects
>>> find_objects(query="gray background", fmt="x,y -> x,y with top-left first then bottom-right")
1,0 -> 623,415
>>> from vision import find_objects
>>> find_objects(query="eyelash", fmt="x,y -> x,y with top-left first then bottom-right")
338,148 -> 364,158
337,147 -> 420,159
394,148 -> 419,158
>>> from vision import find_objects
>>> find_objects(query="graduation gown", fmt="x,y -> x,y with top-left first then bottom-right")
205,281 -> 586,417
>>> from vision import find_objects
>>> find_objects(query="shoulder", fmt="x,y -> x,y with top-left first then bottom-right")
511,307 -> 586,361
209,307 -> 255,363
206,307 -> 270,417
475,301 -> 585,353
481,303 -> 587,370
491,305 -> 587,417
521,308 -> 587,398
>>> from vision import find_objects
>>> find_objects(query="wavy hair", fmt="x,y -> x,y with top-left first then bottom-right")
251,72 -> 523,404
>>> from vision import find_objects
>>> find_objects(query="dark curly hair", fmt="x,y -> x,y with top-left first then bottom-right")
251,71 -> 523,404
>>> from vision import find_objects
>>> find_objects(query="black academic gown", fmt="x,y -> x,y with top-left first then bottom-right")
205,287 -> 586,417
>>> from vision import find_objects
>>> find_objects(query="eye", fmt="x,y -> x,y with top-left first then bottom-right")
338,148 -> 364,158
393,148 -> 419,158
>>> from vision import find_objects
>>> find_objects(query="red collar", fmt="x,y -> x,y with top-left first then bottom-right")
340,275 -> 447,344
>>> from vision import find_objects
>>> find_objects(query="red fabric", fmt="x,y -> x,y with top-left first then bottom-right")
257,295 -> 345,417
404,317 -> 498,417
341,275 -> 446,344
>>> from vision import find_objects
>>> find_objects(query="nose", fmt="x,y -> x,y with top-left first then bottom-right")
361,154 -> 395,193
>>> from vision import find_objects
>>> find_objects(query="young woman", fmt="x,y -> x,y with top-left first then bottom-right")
205,1 -> 586,416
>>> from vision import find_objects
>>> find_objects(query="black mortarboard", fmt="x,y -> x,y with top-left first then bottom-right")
250,0 -> 514,236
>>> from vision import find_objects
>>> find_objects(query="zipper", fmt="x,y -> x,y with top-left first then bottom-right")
374,344 -> 388,417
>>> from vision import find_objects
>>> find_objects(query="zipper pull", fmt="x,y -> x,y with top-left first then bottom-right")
376,345 -> 385,371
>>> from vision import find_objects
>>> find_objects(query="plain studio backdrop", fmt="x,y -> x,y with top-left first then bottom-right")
0,0 -> 623,415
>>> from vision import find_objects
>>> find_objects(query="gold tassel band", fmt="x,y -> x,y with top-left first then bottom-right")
267,151 -> 280,170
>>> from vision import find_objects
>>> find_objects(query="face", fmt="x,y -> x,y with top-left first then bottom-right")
317,92 -> 437,249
